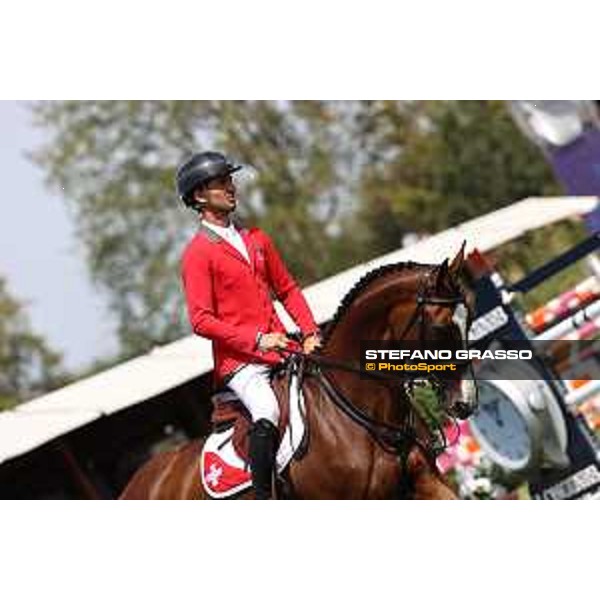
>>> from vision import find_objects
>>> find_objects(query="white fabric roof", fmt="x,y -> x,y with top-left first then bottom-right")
0,195 -> 597,464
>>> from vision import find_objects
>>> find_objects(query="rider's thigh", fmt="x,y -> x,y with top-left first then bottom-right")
228,364 -> 280,425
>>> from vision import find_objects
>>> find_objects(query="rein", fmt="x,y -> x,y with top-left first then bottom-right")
282,346 -> 410,383
280,265 -> 471,469
282,347 -> 446,457
283,349 -> 441,498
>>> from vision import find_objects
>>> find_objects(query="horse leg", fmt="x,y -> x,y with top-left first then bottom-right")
407,449 -> 458,500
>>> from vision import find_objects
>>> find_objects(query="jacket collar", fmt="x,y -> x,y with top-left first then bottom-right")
198,220 -> 255,269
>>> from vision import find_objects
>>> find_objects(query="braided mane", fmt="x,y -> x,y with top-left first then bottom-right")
322,260 -> 437,344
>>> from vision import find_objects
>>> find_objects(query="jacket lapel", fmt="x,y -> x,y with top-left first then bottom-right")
198,222 -> 252,268
240,228 -> 257,273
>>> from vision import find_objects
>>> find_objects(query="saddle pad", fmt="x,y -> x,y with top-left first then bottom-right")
200,374 -> 306,499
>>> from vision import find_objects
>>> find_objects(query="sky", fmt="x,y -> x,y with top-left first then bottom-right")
0,101 -> 118,371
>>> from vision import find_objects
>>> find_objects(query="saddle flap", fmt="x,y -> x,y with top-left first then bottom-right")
201,372 -> 307,499
209,372 -> 291,462
212,394 -> 250,431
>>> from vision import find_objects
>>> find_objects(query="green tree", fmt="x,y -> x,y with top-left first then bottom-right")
31,101 -> 363,357
352,100 -> 562,255
0,276 -> 65,410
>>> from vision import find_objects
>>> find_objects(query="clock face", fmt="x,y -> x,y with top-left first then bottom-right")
470,380 -> 532,470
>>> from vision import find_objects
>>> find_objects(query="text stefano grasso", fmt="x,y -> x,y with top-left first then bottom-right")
364,349 -> 533,361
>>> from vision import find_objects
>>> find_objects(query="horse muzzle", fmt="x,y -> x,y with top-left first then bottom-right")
445,377 -> 479,420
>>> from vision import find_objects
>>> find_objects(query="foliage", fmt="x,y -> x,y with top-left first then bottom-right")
413,384 -> 445,431
0,276 -> 65,409
351,100 -> 562,256
490,219 -> 590,312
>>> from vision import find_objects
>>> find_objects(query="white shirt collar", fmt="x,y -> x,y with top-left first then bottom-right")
201,218 -> 251,263
202,219 -> 237,238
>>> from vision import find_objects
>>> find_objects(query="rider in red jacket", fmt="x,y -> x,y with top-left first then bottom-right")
177,152 -> 320,499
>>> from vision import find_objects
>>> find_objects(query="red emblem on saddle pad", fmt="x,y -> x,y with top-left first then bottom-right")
202,451 -> 252,494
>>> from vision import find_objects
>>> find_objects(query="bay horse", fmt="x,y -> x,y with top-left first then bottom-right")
120,246 -> 475,499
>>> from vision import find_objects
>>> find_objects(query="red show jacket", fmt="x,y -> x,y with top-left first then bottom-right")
181,223 -> 318,383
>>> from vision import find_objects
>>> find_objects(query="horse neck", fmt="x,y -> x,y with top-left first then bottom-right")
323,269 -> 420,362
318,272 -> 420,421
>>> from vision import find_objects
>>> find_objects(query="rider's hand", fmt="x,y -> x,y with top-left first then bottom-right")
302,332 -> 322,354
257,332 -> 290,352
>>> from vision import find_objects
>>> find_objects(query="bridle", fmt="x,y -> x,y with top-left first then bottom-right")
281,265 -> 473,495
395,267 -> 468,344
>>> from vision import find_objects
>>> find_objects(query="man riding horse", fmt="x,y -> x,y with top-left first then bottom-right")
177,151 -> 322,499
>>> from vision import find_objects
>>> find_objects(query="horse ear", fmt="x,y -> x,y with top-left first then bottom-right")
449,242 -> 466,280
436,258 -> 449,289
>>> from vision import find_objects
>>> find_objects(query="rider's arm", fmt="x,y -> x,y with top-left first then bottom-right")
181,246 -> 260,354
261,232 -> 319,337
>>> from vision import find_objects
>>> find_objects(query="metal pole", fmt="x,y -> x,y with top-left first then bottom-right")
535,298 -> 600,340
508,233 -> 600,294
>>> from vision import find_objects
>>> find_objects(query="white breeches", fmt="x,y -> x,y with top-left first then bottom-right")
227,364 -> 280,426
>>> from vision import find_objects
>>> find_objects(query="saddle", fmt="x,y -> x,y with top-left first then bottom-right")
201,363 -> 308,499
210,369 -> 291,463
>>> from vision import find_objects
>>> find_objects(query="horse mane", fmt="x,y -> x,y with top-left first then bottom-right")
322,260 -> 437,344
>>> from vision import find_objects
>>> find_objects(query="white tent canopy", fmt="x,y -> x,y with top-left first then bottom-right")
0,196 -> 597,464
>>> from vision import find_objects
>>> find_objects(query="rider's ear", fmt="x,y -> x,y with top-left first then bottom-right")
193,187 -> 208,207
448,242 -> 466,280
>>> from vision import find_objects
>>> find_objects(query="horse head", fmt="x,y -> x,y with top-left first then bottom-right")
384,244 -> 477,420
323,243 -> 477,424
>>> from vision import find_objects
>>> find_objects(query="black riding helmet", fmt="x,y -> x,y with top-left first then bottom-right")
176,151 -> 242,207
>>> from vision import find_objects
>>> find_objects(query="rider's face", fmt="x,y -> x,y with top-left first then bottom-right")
197,174 -> 237,214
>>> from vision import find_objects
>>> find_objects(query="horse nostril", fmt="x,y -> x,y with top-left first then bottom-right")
455,403 -> 472,419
